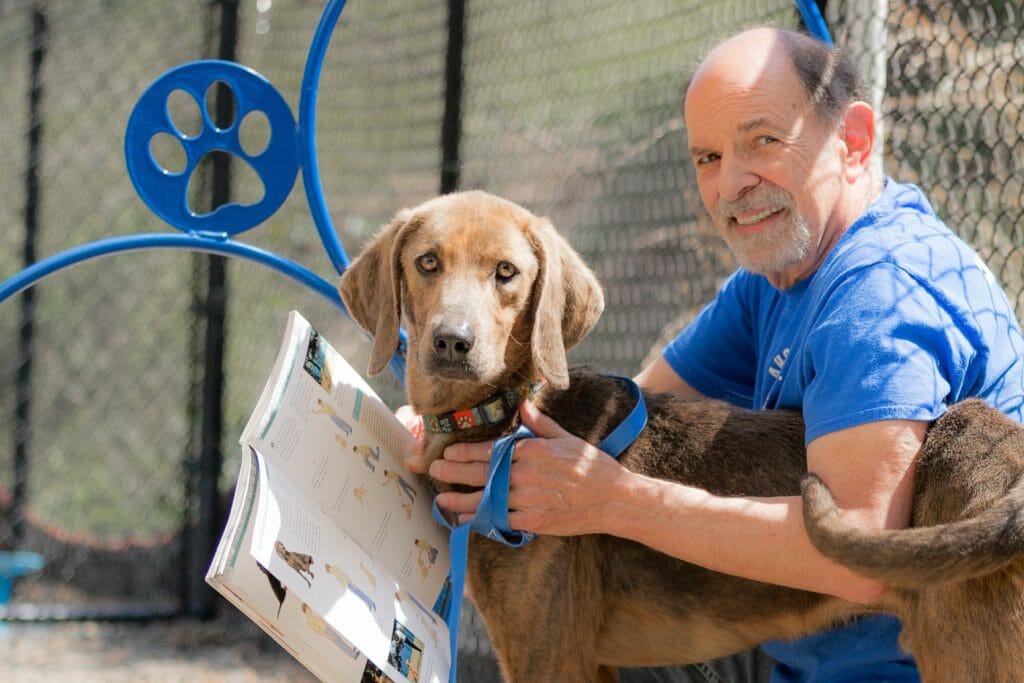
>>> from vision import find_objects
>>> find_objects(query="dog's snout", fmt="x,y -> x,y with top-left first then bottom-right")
433,324 -> 475,362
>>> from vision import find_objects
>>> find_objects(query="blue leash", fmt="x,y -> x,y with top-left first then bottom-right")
432,375 -> 647,682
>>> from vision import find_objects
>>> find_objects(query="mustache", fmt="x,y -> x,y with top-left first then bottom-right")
715,187 -> 792,223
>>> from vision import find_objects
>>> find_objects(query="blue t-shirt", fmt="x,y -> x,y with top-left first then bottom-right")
663,179 -> 1024,682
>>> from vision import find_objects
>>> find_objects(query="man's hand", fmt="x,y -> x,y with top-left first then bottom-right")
431,401 -> 629,534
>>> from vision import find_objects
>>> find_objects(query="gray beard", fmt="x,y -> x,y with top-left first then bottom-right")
715,190 -> 812,276
726,214 -> 811,274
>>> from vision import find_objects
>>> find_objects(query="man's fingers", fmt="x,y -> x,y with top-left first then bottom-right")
443,440 -> 494,463
430,458 -> 490,488
405,453 -> 427,475
435,489 -> 483,516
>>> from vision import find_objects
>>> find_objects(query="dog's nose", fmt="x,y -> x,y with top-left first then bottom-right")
433,325 -> 474,362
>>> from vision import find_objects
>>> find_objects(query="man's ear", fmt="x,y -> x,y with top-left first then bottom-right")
338,210 -> 413,376
840,101 -> 875,183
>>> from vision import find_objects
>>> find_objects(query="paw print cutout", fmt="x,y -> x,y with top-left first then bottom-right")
124,60 -> 299,236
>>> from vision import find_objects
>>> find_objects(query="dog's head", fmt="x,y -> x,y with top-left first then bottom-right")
338,191 -> 603,396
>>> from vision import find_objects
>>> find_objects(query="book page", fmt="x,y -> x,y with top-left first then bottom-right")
250,450 -> 451,683
206,449 -> 372,682
239,311 -> 450,609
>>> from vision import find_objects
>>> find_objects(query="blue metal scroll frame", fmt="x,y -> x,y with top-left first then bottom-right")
0,0 -> 832,388
795,0 -> 833,45
0,0 -> 406,380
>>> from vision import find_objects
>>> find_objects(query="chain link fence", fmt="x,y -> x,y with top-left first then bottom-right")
1,0 -> 1022,678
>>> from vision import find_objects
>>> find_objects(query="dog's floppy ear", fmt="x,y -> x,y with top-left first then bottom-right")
528,218 -> 604,388
338,210 -> 414,376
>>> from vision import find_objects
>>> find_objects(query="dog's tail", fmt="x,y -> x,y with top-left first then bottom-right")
801,472 -> 1024,587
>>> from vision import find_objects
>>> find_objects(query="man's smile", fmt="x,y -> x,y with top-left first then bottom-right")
730,206 -> 786,234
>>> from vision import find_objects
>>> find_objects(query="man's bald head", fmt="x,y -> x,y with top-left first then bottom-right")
687,27 -> 865,128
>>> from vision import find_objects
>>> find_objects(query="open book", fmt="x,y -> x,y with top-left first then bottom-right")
207,311 -> 452,683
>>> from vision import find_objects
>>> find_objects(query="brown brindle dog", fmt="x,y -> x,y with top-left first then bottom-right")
339,190 -> 1024,683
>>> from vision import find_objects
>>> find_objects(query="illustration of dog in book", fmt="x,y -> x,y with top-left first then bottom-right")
353,484 -> 369,504
274,540 -> 315,587
413,538 -> 439,580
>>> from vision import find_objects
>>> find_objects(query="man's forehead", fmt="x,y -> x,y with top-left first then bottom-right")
685,29 -> 800,104
684,56 -> 809,141
693,27 -> 789,79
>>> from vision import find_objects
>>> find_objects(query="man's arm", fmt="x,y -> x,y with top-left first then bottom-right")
430,360 -> 924,604
588,417 -> 923,603
633,355 -> 702,396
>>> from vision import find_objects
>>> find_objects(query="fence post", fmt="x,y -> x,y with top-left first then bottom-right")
440,0 -> 466,194
843,0 -> 888,171
14,4 -> 48,548
184,0 -> 240,620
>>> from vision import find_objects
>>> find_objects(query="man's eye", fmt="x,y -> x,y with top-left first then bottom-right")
696,152 -> 720,166
496,261 -> 518,282
416,254 -> 439,273
755,135 -> 778,147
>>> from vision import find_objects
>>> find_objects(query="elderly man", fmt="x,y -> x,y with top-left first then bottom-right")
414,26 -> 1024,682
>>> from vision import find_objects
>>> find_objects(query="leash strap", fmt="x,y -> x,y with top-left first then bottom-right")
597,375 -> 648,458
434,375 -> 646,682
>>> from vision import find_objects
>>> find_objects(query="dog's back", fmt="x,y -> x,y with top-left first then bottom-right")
538,369 -> 807,498
802,399 -> 1024,586
801,398 -> 1024,682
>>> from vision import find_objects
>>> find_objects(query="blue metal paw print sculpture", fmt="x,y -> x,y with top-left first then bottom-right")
0,0 -> 405,380
124,60 -> 300,238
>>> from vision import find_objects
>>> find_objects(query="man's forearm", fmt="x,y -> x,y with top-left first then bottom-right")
600,470 -> 886,604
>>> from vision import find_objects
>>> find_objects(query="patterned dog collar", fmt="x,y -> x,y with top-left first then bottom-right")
420,381 -> 543,434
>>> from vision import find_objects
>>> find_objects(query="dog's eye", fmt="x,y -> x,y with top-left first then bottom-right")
495,261 -> 518,282
416,254 -> 439,274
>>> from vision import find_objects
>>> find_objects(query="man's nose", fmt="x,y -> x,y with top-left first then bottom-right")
717,153 -> 759,202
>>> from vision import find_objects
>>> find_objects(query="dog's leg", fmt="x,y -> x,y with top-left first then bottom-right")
469,536 -> 610,682
896,570 -> 1024,683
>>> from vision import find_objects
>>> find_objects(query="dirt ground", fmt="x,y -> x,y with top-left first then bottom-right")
1,611 -> 317,682
2,608 -> 502,682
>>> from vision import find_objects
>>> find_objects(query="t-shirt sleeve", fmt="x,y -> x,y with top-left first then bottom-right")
663,271 -> 759,406
801,263 -> 977,443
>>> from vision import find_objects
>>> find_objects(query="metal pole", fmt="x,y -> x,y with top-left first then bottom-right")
14,4 -> 48,546
841,0 -> 888,170
440,0 -> 466,194
185,0 -> 239,620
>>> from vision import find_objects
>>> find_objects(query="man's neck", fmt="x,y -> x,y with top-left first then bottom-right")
766,174 -> 884,290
